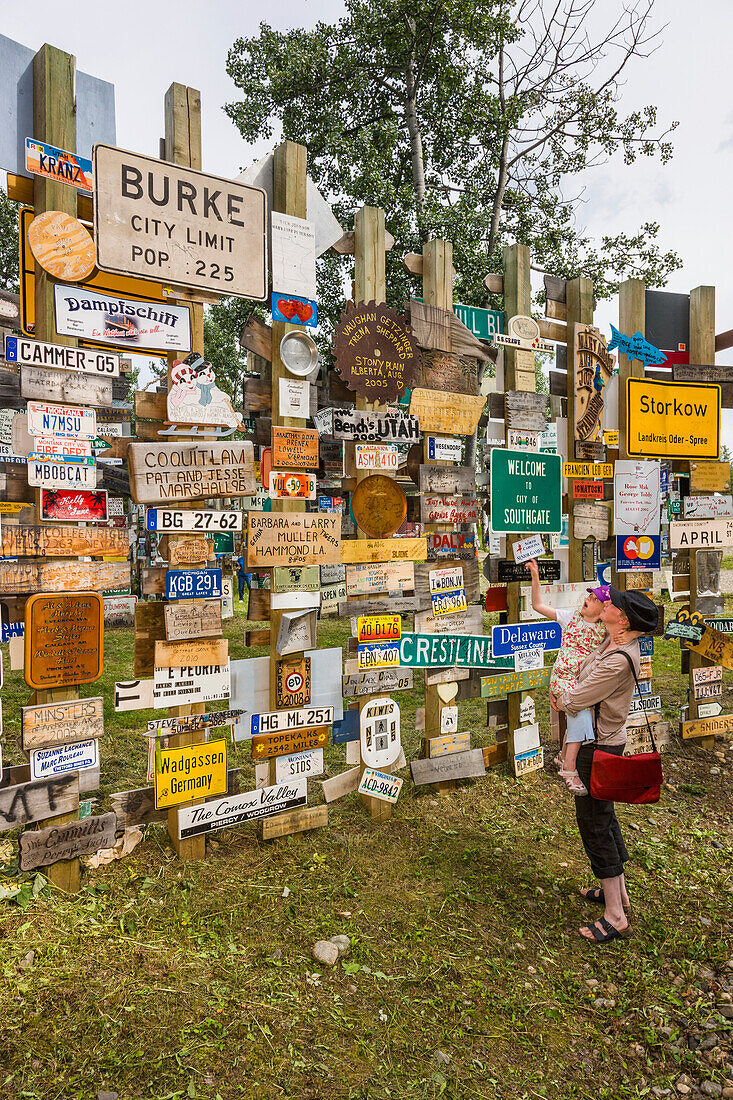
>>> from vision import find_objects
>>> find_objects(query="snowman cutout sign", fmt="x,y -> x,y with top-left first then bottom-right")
162,352 -> 246,436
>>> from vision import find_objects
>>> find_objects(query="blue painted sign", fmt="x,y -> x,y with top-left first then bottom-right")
607,326 -> 667,367
166,568 -> 223,601
615,534 -> 661,572
639,636 -> 654,656
271,292 -> 317,328
1,622 -> 23,642
596,561 -> 612,586
332,710 -> 359,744
491,621 -> 563,657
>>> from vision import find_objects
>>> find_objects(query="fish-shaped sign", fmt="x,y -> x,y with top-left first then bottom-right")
607,326 -> 667,367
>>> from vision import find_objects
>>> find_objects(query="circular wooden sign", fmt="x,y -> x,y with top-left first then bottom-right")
24,591 -> 104,690
351,475 -> 407,539
333,300 -> 418,403
28,211 -> 96,282
406,443 -> 423,486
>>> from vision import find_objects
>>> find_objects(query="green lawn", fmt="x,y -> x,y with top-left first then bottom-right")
0,593 -> 732,1100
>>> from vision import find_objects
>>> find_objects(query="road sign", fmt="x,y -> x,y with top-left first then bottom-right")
670,518 -> 733,551
452,301 -> 504,340
490,449 -> 562,534
5,335 -> 119,376
491,621 -> 562,656
626,377 -> 721,460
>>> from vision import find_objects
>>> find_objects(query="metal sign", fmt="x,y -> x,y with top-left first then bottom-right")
493,314 -> 553,353
452,301 -> 503,340
152,665 -> 231,709
94,145 -> 268,300
27,401 -> 96,440
360,697 -> 401,769
177,779 -> 307,839
30,738 -> 99,781
24,592 -> 103,690
5,334 -> 119,376
40,488 -> 107,521
146,508 -> 242,532
491,621 -> 562,656
25,137 -> 93,191
670,518 -> 733,551
154,738 -> 228,809
616,534 -> 661,571
53,284 -> 191,352
27,458 -> 96,490
165,568 -> 223,600
563,462 -> 613,479
626,378 -> 721,460
614,460 -> 661,536
426,436 -> 462,462
358,768 -> 403,804
490,449 -> 562,534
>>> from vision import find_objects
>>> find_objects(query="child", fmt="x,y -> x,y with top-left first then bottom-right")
526,560 -> 608,795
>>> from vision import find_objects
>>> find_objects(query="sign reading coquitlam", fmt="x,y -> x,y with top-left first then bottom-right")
93,145 -> 268,301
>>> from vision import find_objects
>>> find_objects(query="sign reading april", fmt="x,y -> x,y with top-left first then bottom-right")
491,621 -> 563,656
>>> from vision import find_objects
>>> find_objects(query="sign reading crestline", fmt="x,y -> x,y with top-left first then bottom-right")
626,378 -> 721,460
398,633 -> 513,669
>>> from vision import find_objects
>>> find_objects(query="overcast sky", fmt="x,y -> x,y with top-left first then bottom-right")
2,0 -> 732,441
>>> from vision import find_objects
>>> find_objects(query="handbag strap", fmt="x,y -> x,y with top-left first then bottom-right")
617,647 -> 657,752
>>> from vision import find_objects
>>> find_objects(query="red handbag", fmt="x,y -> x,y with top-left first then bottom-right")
590,650 -> 662,804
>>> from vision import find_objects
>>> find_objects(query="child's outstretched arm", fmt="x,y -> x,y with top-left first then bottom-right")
526,558 -> 559,621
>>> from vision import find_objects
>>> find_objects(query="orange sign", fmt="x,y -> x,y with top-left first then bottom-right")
24,592 -> 104,690
27,211 -> 96,282
271,426 -> 320,470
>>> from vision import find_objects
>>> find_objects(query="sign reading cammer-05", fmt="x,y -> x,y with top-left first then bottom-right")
626,378 -> 721,460
93,145 -> 268,300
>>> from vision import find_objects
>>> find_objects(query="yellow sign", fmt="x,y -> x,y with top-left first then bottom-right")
562,462 -> 613,479
626,378 -> 721,460
603,430 -> 619,448
154,738 -> 227,810
0,502 -> 30,514
357,615 -> 401,643
19,206 -> 166,338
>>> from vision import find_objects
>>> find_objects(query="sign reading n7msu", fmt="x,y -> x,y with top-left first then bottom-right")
93,146 -> 268,300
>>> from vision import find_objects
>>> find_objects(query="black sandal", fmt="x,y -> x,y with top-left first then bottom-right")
580,916 -> 632,945
580,887 -> 632,911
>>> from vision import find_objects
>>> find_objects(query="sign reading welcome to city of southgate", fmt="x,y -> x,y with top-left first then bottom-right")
491,621 -> 562,657
490,448 -> 562,534
397,633 -> 513,669
626,378 -> 721,460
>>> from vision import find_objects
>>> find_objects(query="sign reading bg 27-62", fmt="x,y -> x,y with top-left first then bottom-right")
93,146 -> 268,301
626,378 -> 721,460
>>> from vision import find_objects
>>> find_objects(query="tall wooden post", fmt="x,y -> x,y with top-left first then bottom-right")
354,206 -> 393,819
30,44 -> 81,893
614,278 -> 646,591
267,142 -> 308,788
502,243 -> 531,760
565,278 -> 594,583
163,83 -> 207,860
688,285 -> 716,751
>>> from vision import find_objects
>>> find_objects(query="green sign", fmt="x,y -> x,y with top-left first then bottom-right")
453,302 -> 504,340
212,531 -> 235,554
490,448 -> 562,534
481,667 -> 552,699
398,633 -> 513,670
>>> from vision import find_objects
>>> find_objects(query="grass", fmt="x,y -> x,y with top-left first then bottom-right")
0,591 -> 732,1100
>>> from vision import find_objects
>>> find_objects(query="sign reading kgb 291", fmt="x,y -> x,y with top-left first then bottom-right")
93,145 -> 268,300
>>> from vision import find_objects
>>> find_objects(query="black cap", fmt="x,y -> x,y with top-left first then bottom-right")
608,587 -> 659,634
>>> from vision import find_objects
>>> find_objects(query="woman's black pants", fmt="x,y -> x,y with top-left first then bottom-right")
574,742 -> 629,880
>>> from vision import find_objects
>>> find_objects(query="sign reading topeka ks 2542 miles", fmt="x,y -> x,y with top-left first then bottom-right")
626,378 -> 721,460
93,146 -> 268,300
490,449 -> 562,534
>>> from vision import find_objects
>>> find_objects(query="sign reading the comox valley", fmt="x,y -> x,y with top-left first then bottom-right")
490,449 -> 562,534
93,146 -> 268,300
626,378 -> 721,460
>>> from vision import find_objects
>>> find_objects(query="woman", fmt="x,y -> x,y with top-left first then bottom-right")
551,586 -> 659,946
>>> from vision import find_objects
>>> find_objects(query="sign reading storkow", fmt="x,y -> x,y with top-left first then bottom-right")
94,146 -> 267,300
491,621 -> 562,656
626,378 -> 721,460
490,449 -> 562,534
54,284 -> 191,352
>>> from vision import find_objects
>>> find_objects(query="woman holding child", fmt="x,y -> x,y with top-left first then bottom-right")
527,562 -> 659,946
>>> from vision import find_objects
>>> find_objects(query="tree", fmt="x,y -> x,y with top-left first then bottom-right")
0,189 -> 20,293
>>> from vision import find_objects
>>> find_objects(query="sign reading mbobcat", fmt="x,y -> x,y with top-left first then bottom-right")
247,512 -> 341,566
94,145 -> 268,300
626,378 -> 721,460
490,449 -> 562,534
128,442 -> 256,504
24,592 -> 104,690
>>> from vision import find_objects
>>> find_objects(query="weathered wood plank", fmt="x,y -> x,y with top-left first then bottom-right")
413,559 -> 480,606
410,748 -> 486,786
164,599 -> 222,641
154,638 -> 228,668
0,774 -> 80,833
22,697 -> 104,752
0,560 -> 129,594
261,804 -> 328,839
134,602 -> 166,677
20,365 -> 113,406
19,812 -> 117,870
417,465 -> 475,493
0,524 -> 127,558
320,766 -> 361,803
128,441 -> 257,504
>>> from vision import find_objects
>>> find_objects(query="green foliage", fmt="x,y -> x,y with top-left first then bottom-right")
203,296 -> 263,404
0,188 -> 20,293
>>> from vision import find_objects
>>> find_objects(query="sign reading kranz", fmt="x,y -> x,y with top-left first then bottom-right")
626,378 -> 721,460
490,449 -> 562,534
94,145 -> 268,300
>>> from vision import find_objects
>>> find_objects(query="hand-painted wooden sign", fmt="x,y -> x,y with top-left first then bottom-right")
496,559 -> 561,583
480,667 -> 551,698
352,475 -> 407,538
683,495 -> 733,519
27,400 -> 96,440
420,494 -> 480,525
276,656 -> 311,708
426,530 -> 475,560
358,768 -> 403,803
573,325 -> 614,441
411,748 -> 486,786
681,714 -> 733,740
40,488 -> 108,521
428,732 -> 471,758
0,774 -> 79,833
563,462 -> 613,479
491,621 -> 562,656
28,458 -> 96,490
416,350 -> 478,396
177,778 -> 307,839
333,301 -> 417,402
251,725 -> 328,760
0,524 -> 126,558
409,388 -> 485,435
684,622 -> 733,669
414,605 -> 482,637
572,502 -> 610,541
247,513 -> 341,567
154,738 -> 228,810
21,364 -> 113,407
345,561 -> 414,596
28,210 -> 96,281
607,326 -> 666,366
340,537 -> 426,565
331,408 -> 420,442
5,334 -> 119,377
154,638 -> 228,669
1,560 -> 129,594
626,378 -> 721,460
164,599 -> 222,642
271,426 -> 320,470
24,591 -> 104,690
490,449 -> 562,534
670,518 -> 733,550
94,145 -> 267,299
128,442 -> 256,504
504,391 -> 549,432
18,811 -> 117,871
689,462 -> 730,494
342,668 -> 414,697
21,697 -> 104,752
165,568 -> 223,600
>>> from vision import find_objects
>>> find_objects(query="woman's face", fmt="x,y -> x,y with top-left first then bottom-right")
601,601 -> 628,630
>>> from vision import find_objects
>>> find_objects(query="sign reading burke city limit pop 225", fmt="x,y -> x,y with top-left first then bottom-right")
490,449 -> 562,533
626,378 -> 721,460
94,146 -> 268,300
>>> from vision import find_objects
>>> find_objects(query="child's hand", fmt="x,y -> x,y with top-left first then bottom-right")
526,558 -> 539,577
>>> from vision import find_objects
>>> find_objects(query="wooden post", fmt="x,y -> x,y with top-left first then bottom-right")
162,83 -> 208,861
502,243 -> 531,763
267,142 -> 308,791
688,285 -> 716,751
421,239 -> 457,791
614,278 -> 646,592
354,206 -> 393,820
30,44 -> 81,893
565,278 -> 595,583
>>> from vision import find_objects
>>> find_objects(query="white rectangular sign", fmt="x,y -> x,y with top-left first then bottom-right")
683,495 -> 733,519
250,706 -> 334,736
514,647 -> 543,672
614,460 -> 661,536
30,738 -> 99,780
29,436 -> 92,458
628,695 -> 662,715
271,211 -> 317,299
5,335 -> 120,376
54,284 -> 191,351
279,377 -> 311,418
27,458 -> 96,490
513,533 -> 545,564
146,508 -> 242,532
152,664 -> 231,708
274,748 -> 324,784
355,444 -> 398,471
669,518 -> 733,550
513,722 -> 541,755
27,401 -> 96,440
178,778 -> 308,838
